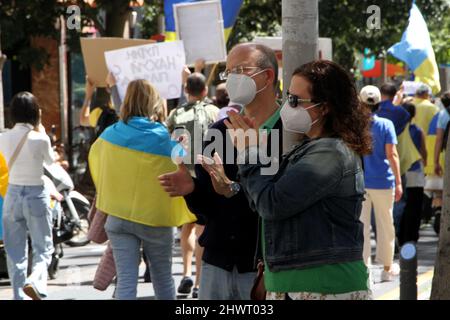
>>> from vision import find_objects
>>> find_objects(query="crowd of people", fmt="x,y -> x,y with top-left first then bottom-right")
1,41 -> 449,300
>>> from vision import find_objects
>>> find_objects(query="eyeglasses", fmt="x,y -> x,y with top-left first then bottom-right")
287,91 -> 316,108
219,66 -> 261,81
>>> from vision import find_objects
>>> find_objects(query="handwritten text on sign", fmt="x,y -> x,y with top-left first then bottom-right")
104,41 -> 186,100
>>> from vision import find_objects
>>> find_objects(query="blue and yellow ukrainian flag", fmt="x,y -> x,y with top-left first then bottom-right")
165,0 -> 243,42
89,117 -> 196,227
388,2 -> 441,94
424,113 -> 445,175
397,123 -> 422,176
0,153 -> 8,240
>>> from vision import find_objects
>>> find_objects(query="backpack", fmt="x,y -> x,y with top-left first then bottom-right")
171,101 -> 217,169
95,106 -> 119,138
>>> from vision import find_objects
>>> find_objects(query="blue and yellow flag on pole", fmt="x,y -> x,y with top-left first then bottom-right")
388,2 -> 441,94
0,153 -> 8,240
89,117 -> 196,227
165,0 -> 243,42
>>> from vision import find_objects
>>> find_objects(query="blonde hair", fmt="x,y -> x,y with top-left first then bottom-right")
120,79 -> 162,123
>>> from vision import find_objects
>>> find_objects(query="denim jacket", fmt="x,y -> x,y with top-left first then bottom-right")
238,137 -> 365,272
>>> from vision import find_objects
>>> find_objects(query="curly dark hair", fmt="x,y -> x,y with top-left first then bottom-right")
293,60 -> 372,156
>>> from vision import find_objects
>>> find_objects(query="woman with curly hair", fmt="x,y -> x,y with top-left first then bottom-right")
224,60 -> 373,300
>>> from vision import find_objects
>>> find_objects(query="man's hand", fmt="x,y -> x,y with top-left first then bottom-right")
394,184 -> 403,202
393,85 -> 405,106
158,162 -> 195,197
198,153 -> 234,197
224,111 -> 258,152
194,59 -> 206,73
182,66 -> 191,85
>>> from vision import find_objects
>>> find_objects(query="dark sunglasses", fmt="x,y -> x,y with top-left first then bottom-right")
287,91 -> 316,108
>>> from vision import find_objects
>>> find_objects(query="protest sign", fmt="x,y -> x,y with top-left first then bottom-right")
80,37 -> 155,87
174,0 -> 227,65
403,81 -> 426,96
104,41 -> 186,100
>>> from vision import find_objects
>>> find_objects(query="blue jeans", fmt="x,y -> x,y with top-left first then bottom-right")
199,262 -> 256,300
2,184 -> 54,300
105,215 -> 175,300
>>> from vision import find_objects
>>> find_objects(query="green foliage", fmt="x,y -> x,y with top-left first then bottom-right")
227,0 -> 281,49
1,0 -> 448,71
0,0 -> 133,69
318,0 -> 450,70
0,0 -> 64,70
225,0 -> 450,71
140,0 -> 164,39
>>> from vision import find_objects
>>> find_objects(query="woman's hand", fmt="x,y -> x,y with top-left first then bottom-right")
158,162 -> 195,197
85,76 -> 96,99
224,111 -> 258,152
105,72 -> 116,88
198,152 -> 234,197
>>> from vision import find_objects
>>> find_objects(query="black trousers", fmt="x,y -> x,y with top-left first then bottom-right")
398,187 -> 424,246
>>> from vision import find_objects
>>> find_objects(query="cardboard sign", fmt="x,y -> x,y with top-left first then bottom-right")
104,41 -> 186,100
174,0 -> 227,65
80,37 -> 155,87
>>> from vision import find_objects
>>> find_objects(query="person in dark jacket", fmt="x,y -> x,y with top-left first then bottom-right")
225,60 -> 373,300
158,43 -> 282,300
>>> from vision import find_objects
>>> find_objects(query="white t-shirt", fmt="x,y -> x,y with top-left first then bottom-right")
0,123 -> 55,186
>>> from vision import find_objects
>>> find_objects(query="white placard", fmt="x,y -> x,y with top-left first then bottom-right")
174,0 -> 227,65
403,81 -> 425,96
104,41 -> 186,100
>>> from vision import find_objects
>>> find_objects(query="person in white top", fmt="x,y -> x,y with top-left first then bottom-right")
0,92 -> 55,300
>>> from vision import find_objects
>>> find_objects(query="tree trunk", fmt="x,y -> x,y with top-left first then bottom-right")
430,132 -> 450,299
281,0 -> 318,153
94,1 -> 130,107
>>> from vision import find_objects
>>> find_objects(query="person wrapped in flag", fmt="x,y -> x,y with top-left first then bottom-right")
89,79 -> 196,300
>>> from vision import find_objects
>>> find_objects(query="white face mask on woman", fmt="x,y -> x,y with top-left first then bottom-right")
225,69 -> 268,106
280,100 -> 322,134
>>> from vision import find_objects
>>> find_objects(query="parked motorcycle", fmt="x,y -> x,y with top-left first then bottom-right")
0,163 -> 90,280
44,162 -> 91,279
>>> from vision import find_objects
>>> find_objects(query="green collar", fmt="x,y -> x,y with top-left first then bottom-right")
261,107 -> 281,132
240,105 -> 281,132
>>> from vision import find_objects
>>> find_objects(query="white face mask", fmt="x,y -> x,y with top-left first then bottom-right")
225,69 -> 268,106
280,100 -> 322,134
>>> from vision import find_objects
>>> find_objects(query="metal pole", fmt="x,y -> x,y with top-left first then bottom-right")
282,0 -> 319,153
400,242 -> 418,300
59,15 -> 69,146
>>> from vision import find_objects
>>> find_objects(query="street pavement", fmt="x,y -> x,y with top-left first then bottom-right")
0,226 -> 438,300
